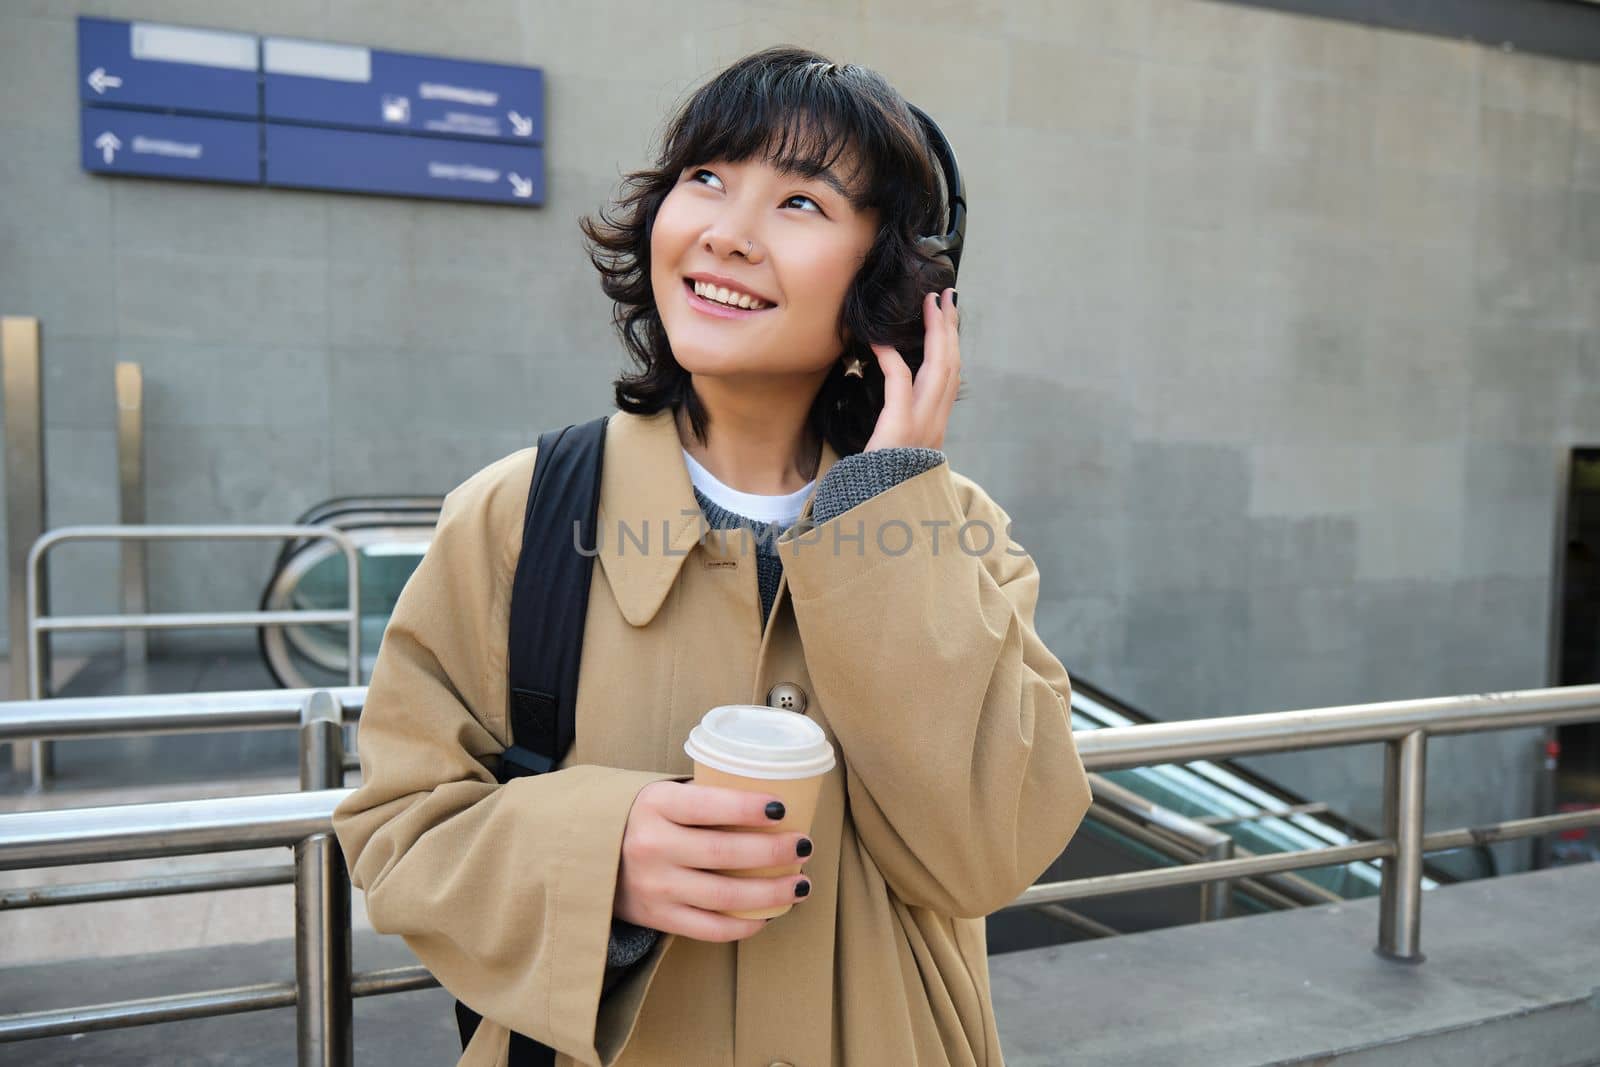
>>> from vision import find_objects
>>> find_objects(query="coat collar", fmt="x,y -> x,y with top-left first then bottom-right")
596,408 -> 841,627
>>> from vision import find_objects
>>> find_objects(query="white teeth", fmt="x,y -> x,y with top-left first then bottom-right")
693,280 -> 769,309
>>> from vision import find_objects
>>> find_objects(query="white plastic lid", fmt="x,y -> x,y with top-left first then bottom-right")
683,705 -> 836,780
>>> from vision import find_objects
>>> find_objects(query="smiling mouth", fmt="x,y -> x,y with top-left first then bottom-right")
683,278 -> 775,313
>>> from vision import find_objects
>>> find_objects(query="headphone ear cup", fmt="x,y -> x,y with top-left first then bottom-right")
914,234 -> 958,280
906,102 -> 965,282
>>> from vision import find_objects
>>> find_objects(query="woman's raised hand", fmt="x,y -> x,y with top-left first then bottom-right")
614,780 -> 813,943
863,287 -> 960,453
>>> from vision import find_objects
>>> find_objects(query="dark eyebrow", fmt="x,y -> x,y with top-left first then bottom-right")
807,168 -> 851,201
775,161 -> 859,205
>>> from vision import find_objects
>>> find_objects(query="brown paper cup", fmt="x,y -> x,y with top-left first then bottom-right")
691,761 -> 825,919
684,705 -> 836,921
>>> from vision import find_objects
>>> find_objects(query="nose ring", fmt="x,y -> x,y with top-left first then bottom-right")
745,240 -> 754,256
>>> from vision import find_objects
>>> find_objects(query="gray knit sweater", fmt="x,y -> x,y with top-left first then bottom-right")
602,445 -> 946,983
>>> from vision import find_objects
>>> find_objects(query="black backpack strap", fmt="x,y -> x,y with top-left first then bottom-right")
500,415 -> 608,781
456,415 -> 608,1066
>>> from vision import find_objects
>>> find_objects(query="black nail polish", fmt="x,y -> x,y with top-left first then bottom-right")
765,801 -> 786,821
951,290 -> 959,308
795,879 -> 811,898
797,837 -> 813,858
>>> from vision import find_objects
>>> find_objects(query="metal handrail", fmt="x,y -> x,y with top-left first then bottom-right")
1087,775 -> 1238,919
21,525 -> 362,791
15,683 -> 1588,769
0,688 -> 369,912
1,982 -> 301,1041
1070,685 -> 1600,765
2,684 -> 1600,1063
0,693 -> 358,1059
0,687 -> 366,740
1,863 -> 296,910
1190,801 -> 1332,826
0,789 -> 352,870
1096,804 -> 1323,913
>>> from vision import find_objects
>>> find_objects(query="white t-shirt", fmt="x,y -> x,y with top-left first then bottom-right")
681,448 -> 815,528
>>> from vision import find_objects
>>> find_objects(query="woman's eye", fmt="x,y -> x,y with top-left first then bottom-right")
681,167 -> 819,214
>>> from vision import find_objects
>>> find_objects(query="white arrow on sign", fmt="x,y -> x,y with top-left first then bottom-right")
94,131 -> 122,164
508,173 -> 533,199
508,111 -> 533,138
87,67 -> 123,94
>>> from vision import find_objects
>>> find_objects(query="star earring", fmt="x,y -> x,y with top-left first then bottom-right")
842,354 -> 865,378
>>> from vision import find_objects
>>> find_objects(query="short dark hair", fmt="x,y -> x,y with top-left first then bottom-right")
580,46 -> 958,461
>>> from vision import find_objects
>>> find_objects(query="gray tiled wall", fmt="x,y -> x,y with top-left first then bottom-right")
2,0 -> 1597,872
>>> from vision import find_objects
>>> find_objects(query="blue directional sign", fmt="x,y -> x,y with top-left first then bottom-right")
76,17 -> 546,208
80,109 -> 260,185
265,125 -> 543,206
77,16 -> 260,118
263,38 -> 543,144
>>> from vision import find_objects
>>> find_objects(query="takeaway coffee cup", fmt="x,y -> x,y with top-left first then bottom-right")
683,704 -> 836,920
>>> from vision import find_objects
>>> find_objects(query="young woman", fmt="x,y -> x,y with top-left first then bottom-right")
333,47 -> 1092,1067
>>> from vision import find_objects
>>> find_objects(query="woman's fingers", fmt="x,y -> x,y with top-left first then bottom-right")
671,868 -> 812,919
665,825 -> 810,871
912,290 -> 945,422
871,342 -> 913,413
918,290 -> 961,423
863,289 -> 960,451
652,903 -> 768,944
939,287 -> 961,416
646,781 -> 789,828
620,782 -> 814,944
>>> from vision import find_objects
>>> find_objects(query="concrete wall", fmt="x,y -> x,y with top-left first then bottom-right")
2,0 -> 1597,871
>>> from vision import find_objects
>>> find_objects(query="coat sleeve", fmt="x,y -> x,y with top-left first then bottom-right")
776,460 -> 1093,919
331,447 -> 678,1067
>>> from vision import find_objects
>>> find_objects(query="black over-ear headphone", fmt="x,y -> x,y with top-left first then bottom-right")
906,102 -> 966,282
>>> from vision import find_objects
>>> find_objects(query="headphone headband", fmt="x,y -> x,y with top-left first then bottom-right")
906,102 -> 966,281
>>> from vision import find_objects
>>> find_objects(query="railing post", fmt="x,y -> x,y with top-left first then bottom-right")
343,537 -> 361,758
1199,836 -> 1235,921
296,691 -> 352,1066
4,316 -> 50,789
115,362 -> 148,683
1376,729 -> 1427,963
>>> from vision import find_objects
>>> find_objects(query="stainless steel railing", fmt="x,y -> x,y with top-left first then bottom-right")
1000,684 -> 1600,963
0,687 -> 365,740
21,525 -> 362,790
0,692 -> 388,1064
1086,775 -> 1249,920
0,687 -> 366,906
2,684 -> 1600,1063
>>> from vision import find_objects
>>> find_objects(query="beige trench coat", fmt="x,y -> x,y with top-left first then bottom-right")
332,407 -> 1092,1067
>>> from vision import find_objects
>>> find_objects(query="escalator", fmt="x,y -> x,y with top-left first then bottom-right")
257,496 -> 441,690
257,502 -> 1498,948
986,678 -> 1497,952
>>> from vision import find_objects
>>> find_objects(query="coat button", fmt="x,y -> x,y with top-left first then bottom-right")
766,682 -> 808,715
767,1062 -> 796,1067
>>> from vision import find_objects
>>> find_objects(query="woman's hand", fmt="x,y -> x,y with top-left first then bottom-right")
863,287 -> 960,452
614,780 -> 814,943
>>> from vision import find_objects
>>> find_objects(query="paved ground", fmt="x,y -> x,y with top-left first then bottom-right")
992,861 -> 1600,1067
